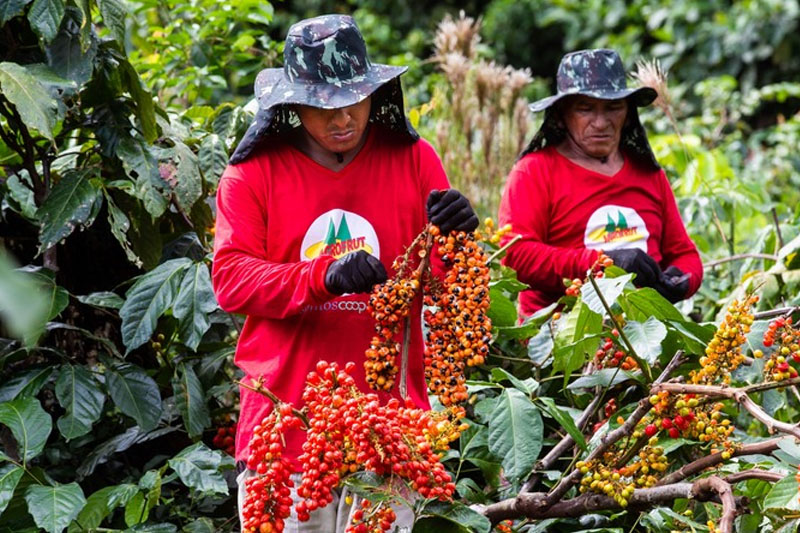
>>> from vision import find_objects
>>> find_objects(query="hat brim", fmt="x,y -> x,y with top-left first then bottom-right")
255,64 -> 407,111
528,86 -> 657,113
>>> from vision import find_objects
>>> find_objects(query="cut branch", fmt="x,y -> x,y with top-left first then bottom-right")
754,306 -> 800,320
704,253 -> 778,269
237,377 -> 308,427
723,469 -> 784,484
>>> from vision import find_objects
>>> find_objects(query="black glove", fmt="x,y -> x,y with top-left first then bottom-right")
426,189 -> 479,234
324,250 -> 388,295
655,265 -> 691,303
605,248 -> 662,288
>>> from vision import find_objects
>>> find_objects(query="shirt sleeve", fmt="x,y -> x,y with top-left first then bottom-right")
211,164 -> 336,319
498,157 -> 598,293
657,170 -> 703,296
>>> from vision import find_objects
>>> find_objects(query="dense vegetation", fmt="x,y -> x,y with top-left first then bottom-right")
2,1 -> 800,532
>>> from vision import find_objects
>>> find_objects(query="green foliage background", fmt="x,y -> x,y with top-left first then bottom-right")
2,0 -> 800,531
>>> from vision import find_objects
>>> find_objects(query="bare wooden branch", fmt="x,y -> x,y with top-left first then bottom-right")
753,306 -> 799,320
693,476 -> 735,533
704,253 -> 779,269
723,469 -> 784,484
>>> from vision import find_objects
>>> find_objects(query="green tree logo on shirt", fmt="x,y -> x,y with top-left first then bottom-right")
301,210 -> 380,260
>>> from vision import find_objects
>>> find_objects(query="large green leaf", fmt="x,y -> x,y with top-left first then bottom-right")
105,362 -> 162,432
25,268 -> 69,321
104,191 -> 142,268
620,288 -> 684,322
0,61 -> 59,141
488,286 -> 517,327
118,57 -> 157,143
172,141 -> 202,212
77,426 -> 177,479
167,442 -> 233,497
172,364 -> 210,438
198,134 -> 228,188
0,252 -> 50,346
6,171 -> 37,220
183,518 -> 216,533
117,137 -> 169,218
763,474 -> 800,511
173,262 -> 217,350
24,483 -> 86,533
76,291 -> 124,310
415,501 -> 491,533
68,483 -> 138,533
38,169 -> 102,253
623,317 -> 668,365
55,364 -> 105,440
0,397 -> 51,463
45,7 -> 96,85
487,388 -> 543,482
567,368 -> 640,390
119,258 -> 192,352
0,0 -> 32,24
0,464 -> 24,516
97,0 -> 125,43
553,302 -> 603,381
580,274 -> 633,316
0,366 -> 55,403
27,0 -> 65,43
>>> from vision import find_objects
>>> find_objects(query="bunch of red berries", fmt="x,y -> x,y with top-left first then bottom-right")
759,316 -> 800,381
424,227 -> 492,406
594,332 -> 638,370
645,391 -> 734,448
564,252 -> 614,297
241,404 -> 302,533
347,499 -> 397,533
211,416 -> 236,456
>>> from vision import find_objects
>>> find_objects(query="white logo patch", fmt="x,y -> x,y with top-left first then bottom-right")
300,209 -> 380,261
583,205 -> 648,252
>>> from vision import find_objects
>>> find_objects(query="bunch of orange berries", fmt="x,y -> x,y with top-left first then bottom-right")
758,316 -> 800,381
564,252 -> 614,297
690,295 -> 758,386
424,226 -> 492,405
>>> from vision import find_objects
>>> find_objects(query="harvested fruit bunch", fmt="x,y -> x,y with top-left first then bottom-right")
347,499 -> 396,533
424,226 -> 492,406
244,361 -> 458,533
759,316 -> 800,381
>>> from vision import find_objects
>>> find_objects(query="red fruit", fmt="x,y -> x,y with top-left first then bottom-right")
661,418 -> 673,429
668,427 -> 680,439
645,424 -> 658,437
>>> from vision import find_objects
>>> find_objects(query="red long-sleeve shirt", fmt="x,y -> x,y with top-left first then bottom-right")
212,127 -> 449,464
499,146 -> 702,316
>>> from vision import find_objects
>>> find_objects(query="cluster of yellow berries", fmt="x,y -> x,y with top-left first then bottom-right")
690,295 -> 758,386
474,217 -> 512,244
646,391 -> 734,446
577,437 -> 667,508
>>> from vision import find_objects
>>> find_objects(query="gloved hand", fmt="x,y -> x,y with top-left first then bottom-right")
655,265 -> 691,303
426,189 -> 479,234
324,250 -> 387,295
605,248 -> 662,288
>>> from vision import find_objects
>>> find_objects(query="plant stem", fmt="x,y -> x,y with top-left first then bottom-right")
703,253 -> 779,269
487,234 -> 522,264
237,377 -> 309,427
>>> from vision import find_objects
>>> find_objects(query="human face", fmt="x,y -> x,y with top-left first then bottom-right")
295,97 -> 371,154
560,95 -> 628,159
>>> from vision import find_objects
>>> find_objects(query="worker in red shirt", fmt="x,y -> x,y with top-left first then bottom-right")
212,15 -> 477,532
499,49 -> 702,316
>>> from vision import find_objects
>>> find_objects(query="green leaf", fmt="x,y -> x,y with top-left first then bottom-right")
119,258 -> 192,352
567,368 -> 640,390
24,483 -> 86,533
118,58 -> 157,143
97,0 -> 125,43
77,426 -> 177,479
45,7 -> 97,85
183,518 -> 216,533
69,484 -> 138,532
0,253 -> 50,345
104,191 -> 142,268
6,171 -> 37,220
38,169 -> 102,252
620,288 -> 684,322
198,134 -> 228,188
76,291 -> 124,309
0,366 -> 55,403
488,286 -> 517,327
171,141 -> 202,212
167,442 -> 233,497
124,491 -> 146,526
490,367 -> 537,395
173,262 -> 216,351
416,501 -> 491,533
25,268 -> 69,321
23,63 -> 76,97
554,302 -> 603,381
172,364 -> 210,438
623,317 -> 668,365
580,274 -> 633,316
527,326 -> 554,365
55,364 -> 105,440
763,474 -> 800,511
666,319 -> 715,355
105,362 -> 162,432
0,464 -> 24,516
0,0 -> 32,24
0,61 -> 59,141
537,397 -> 587,451
125,524 -> 178,533
27,0 -> 65,43
0,397 -> 51,463
487,388 -> 543,482
116,137 -> 169,218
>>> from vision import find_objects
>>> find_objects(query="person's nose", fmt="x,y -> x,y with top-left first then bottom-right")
591,111 -> 611,130
330,108 -> 352,130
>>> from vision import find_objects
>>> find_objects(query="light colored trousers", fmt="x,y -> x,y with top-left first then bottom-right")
237,469 -> 415,533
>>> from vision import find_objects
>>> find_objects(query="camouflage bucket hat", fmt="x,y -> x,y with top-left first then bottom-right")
520,49 -> 660,170
230,14 -> 418,164
529,48 -> 657,112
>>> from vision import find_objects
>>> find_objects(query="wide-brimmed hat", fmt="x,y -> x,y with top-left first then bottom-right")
529,49 -> 657,112
230,14 -> 418,164
520,49 -> 660,170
